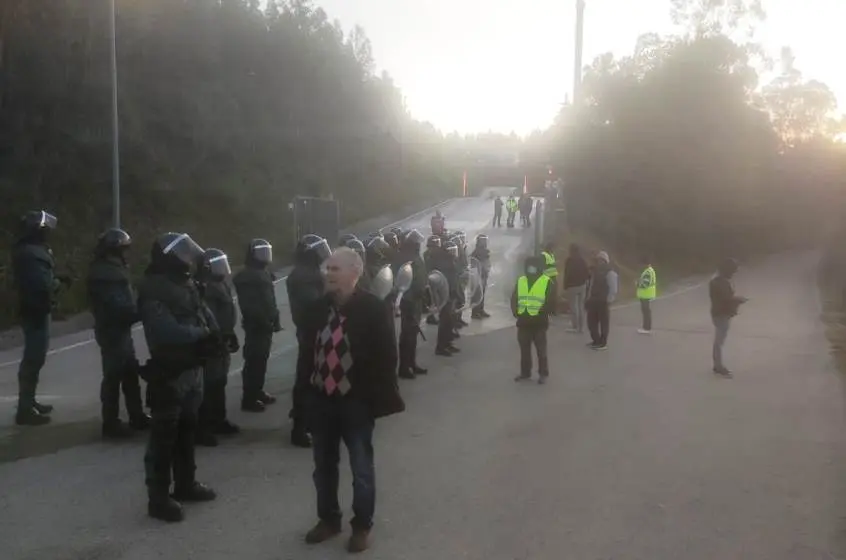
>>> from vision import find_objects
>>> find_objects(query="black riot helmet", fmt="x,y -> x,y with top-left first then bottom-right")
345,238 -> 366,261
365,236 -> 391,264
368,231 -> 384,241
475,233 -> 488,250
426,235 -> 442,250
18,210 -> 57,242
150,232 -> 204,277
96,228 -> 132,258
246,238 -> 273,267
337,233 -> 358,248
295,234 -> 331,266
452,230 -> 466,248
401,229 -> 425,249
198,248 -> 231,280
383,231 -> 399,249
444,240 -> 459,259
389,227 -> 403,238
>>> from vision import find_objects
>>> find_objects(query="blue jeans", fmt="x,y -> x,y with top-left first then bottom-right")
308,391 -> 376,530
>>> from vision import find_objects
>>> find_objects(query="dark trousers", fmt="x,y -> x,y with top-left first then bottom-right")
640,299 -> 652,331
399,298 -> 421,371
437,300 -> 455,349
144,370 -> 203,497
586,300 -> 610,345
98,332 -> 143,425
517,325 -> 548,377
472,272 -> 489,314
493,212 -> 502,227
198,353 -> 231,430
308,391 -> 376,530
291,331 -> 309,432
507,211 -> 515,227
17,314 -> 50,410
242,328 -> 273,402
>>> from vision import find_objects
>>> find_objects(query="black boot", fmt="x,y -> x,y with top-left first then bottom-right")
129,413 -> 151,430
195,431 -> 219,447
15,406 -> 50,426
413,365 -> 428,375
172,482 -> 217,502
291,427 -> 312,448
33,401 -> 53,415
102,420 -> 134,439
148,490 -> 184,523
241,399 -> 266,413
398,368 -> 416,380
213,420 -> 240,435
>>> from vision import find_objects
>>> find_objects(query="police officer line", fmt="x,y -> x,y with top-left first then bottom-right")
0,198 -> 461,370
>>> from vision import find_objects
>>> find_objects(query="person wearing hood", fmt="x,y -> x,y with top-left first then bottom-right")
11,210 -> 70,426
232,238 -> 282,412
709,258 -> 747,377
470,234 -> 491,319
286,234 -> 331,447
87,227 -> 149,438
511,255 -> 553,384
137,232 -> 220,522
585,251 -> 618,350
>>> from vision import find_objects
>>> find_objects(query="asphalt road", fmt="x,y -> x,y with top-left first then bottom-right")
2,212 -> 844,557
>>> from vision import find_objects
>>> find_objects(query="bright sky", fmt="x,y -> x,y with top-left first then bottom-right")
312,0 -> 846,135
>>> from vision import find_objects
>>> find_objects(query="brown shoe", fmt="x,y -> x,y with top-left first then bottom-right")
305,520 -> 342,544
346,528 -> 370,553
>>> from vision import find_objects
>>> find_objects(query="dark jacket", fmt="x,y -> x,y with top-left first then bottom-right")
510,274 -> 553,329
709,275 -> 742,318
233,264 -> 279,332
563,255 -> 590,288
87,255 -> 139,342
12,241 -> 56,318
296,290 -> 404,419
285,264 -> 324,331
203,279 -> 237,335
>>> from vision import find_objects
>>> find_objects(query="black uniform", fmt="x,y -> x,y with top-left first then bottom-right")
431,244 -> 460,355
232,238 -> 281,412
397,230 -> 428,379
286,234 -> 331,447
11,210 -> 64,426
138,232 -> 219,522
87,228 -> 149,438
196,248 -> 240,445
470,235 -> 492,319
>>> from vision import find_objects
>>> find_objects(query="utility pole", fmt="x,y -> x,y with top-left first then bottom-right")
573,0 -> 585,106
109,0 -> 121,228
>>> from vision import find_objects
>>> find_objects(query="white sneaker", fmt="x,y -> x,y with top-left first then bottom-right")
637,328 -> 652,334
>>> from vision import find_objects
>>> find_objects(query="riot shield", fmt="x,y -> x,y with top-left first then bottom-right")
426,270 -> 449,314
393,261 -> 413,306
370,265 -> 394,300
457,257 -> 485,312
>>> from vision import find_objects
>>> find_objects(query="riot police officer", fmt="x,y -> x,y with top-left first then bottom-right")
137,232 -> 219,522
432,240 -> 461,356
337,233 -> 358,248
87,227 -> 149,438
423,235 -> 442,325
470,234 -> 492,319
360,235 -> 391,293
286,234 -> 331,447
195,248 -> 240,446
232,239 -> 282,412
345,238 -> 366,264
11,210 -> 68,426
397,229 -> 428,379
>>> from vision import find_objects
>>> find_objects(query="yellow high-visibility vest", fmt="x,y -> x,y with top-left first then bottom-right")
636,265 -> 657,300
541,251 -> 558,277
517,275 -> 551,316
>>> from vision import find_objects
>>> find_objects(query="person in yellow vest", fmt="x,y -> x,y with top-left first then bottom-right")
505,196 -> 518,228
510,255 -> 553,384
636,255 -> 657,334
540,241 -> 558,315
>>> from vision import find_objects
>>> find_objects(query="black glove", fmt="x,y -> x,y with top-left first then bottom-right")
196,332 -> 226,359
224,333 -> 240,354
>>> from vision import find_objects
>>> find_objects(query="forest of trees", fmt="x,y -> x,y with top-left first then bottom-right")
1,0 -> 845,328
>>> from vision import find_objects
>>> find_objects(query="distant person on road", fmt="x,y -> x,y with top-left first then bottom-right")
137,232 -> 219,522
232,238 -> 282,413
11,210 -> 69,426
636,256 -> 657,334
286,234 -> 331,448
195,248 -> 241,447
505,196 -> 518,227
430,209 -> 445,235
470,234 -> 491,319
297,247 -> 404,554
87,227 -> 149,439
493,196 -> 503,227
511,255 -> 553,384
709,258 -> 747,377
585,251 -> 618,350
563,243 -> 590,333
520,195 -> 532,227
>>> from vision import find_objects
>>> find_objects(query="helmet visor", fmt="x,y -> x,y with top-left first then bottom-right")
208,253 -> 231,278
251,243 -> 273,264
162,233 -> 204,269
307,237 -> 331,262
